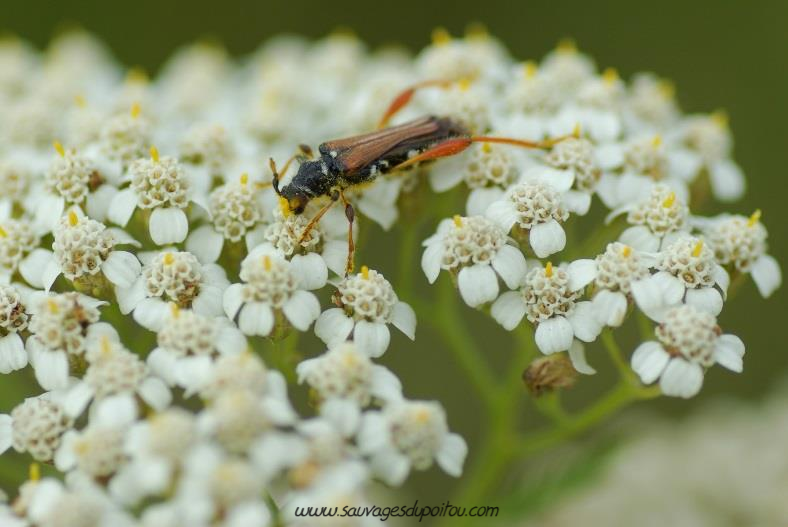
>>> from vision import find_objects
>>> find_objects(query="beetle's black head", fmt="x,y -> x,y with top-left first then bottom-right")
277,160 -> 326,215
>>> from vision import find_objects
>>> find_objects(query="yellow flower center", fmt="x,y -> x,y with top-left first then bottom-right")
53,141 -> 65,157
545,261 -> 554,278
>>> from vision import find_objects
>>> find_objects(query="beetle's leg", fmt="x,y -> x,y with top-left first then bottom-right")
339,190 -> 356,276
390,137 -> 473,171
298,192 -> 339,244
378,79 -> 454,129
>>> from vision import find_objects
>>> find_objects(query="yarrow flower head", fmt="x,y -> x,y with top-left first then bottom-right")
631,304 -> 744,398
702,211 -> 781,298
223,244 -> 320,337
357,399 -> 467,486
422,215 -> 526,307
613,183 -> 690,252
108,147 -> 198,246
492,260 -> 600,372
589,242 -> 652,327
315,266 -> 415,357
0,284 -> 28,373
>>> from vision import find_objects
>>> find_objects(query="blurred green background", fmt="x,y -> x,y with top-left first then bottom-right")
2,0 -> 786,522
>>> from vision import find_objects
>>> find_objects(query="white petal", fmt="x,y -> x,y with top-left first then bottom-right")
659,359 -> 704,398
290,253 -> 328,290
41,256 -> 61,292
320,398 -> 361,437
709,160 -> 745,202
30,348 -> 69,390
485,199 -> 518,232
436,433 -> 468,477
568,339 -> 596,375
534,316 -> 574,354
19,249 -> 56,289
214,325 -> 248,356
457,264 -> 499,307
619,225 -> 660,253
751,254 -> 781,298
529,220 -> 566,258
567,259 -> 597,291
102,251 -> 141,289
390,301 -> 416,340
223,283 -> 245,320
138,377 -> 172,411
466,187 -> 504,217
315,308 -> 354,347
322,240 -> 349,277
651,271 -> 685,305
282,290 -> 321,331
714,334 -> 745,373
631,273 -> 681,322
185,225 -> 225,263
147,348 -> 178,385
491,245 -> 527,289
61,381 -> 95,418
115,276 -> 146,315
421,243 -> 443,284
107,188 -> 139,227
132,298 -> 169,331
567,301 -> 602,342
592,290 -> 628,327
631,341 -> 670,384
369,365 -> 403,402
192,285 -> 225,317
92,394 -> 138,427
238,302 -> 274,336
563,190 -> 592,215
490,291 -> 526,331
353,321 -> 390,358
526,166 -> 574,192
107,227 -> 141,248
357,412 -> 390,453
34,194 -> 65,234
149,207 -> 189,245
428,155 -> 465,192
713,264 -> 730,297
685,287 -> 723,316
85,184 -> 118,221
371,448 -> 411,486
0,414 -> 12,454
0,333 -> 27,373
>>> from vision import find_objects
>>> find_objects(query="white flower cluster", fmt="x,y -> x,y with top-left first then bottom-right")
0,28 -> 780,525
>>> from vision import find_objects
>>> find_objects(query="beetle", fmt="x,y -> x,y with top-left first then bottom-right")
270,81 -> 575,275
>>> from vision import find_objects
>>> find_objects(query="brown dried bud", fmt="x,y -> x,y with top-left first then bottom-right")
523,354 -> 578,397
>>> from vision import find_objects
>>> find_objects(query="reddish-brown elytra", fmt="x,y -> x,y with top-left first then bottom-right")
270,81 -> 576,276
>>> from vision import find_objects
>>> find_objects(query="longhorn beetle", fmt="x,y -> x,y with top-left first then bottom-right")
270,79 -> 576,276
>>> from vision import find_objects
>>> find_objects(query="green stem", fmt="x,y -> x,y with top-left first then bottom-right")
600,329 -> 637,385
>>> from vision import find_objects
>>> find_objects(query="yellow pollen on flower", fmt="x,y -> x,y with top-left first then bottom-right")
692,240 -> 704,257
239,172 -> 249,186
658,80 -> 675,99
278,196 -> 292,218
414,408 -> 431,424
169,302 -> 180,319
361,265 -> 370,280
452,215 -> 463,228
47,299 -> 59,314
431,27 -> 452,46
163,253 -> 175,266
263,255 -> 272,271
545,261 -> 554,278
651,135 -> 662,148
130,102 -> 141,119
457,77 -> 472,91
572,123 -> 582,138
557,38 -> 577,53
523,61 -> 538,79
149,146 -> 160,163
622,245 -> 632,257
68,210 -> 79,226
482,143 -> 492,154
0,225 -> 7,238
29,463 -> 40,482
602,67 -> 619,84
748,209 -> 761,227
73,94 -> 87,108
662,191 -> 676,208
712,109 -> 729,128
465,22 -> 488,40
100,335 -> 112,357
126,67 -> 148,85
53,141 -> 65,157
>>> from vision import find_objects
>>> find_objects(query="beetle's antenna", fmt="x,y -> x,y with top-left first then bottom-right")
378,79 -> 455,128
269,158 -> 281,196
